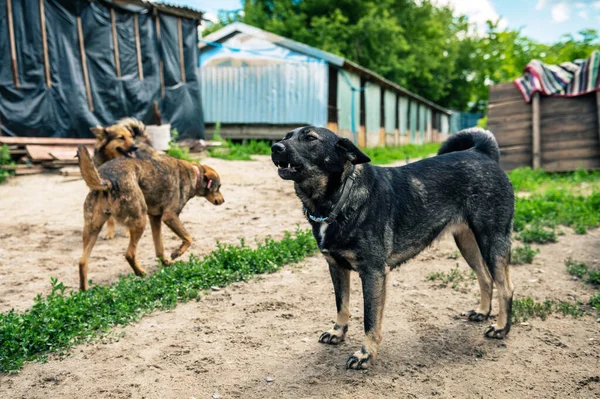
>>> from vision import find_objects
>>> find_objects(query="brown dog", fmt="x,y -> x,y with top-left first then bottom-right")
77,145 -> 224,291
90,118 -> 154,239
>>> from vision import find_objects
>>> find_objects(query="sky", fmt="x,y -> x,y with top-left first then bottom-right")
167,0 -> 600,44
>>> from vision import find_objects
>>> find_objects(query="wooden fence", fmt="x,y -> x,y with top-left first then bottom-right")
487,82 -> 600,171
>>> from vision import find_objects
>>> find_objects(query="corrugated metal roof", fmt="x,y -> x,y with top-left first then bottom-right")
104,0 -> 204,20
201,23 -> 451,115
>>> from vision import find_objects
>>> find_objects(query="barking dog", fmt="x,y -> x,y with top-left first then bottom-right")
271,127 -> 514,370
77,145 -> 224,291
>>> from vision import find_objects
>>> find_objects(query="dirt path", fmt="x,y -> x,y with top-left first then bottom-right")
0,157 -> 599,398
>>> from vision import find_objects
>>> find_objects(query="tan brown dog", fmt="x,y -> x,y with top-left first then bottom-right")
77,145 -> 224,291
90,118 -> 155,239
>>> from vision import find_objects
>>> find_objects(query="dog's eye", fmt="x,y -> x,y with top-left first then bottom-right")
305,135 -> 317,142
119,136 -> 125,141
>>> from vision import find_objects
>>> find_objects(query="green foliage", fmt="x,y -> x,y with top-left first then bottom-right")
589,293 -> 600,310
426,265 -> 475,291
508,167 -> 600,193
204,1 -> 600,112
209,139 -> 272,161
511,297 -> 584,323
0,229 -> 318,372
165,129 -> 194,162
517,225 -> 557,244
362,143 -> 441,165
510,244 -> 539,265
566,258 -> 600,286
0,144 -> 14,184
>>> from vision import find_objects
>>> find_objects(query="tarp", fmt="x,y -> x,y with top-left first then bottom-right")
0,0 -> 204,139
514,50 -> 600,103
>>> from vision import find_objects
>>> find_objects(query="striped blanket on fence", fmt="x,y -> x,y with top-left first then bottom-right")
514,50 -> 600,103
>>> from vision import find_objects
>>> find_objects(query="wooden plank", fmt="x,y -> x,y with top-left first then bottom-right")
40,0 -> 51,88
177,17 -> 186,83
77,17 -> 94,111
541,146 -> 600,163
110,8 -> 121,78
532,92 -> 541,169
543,158 -> 600,172
541,123 -> 598,139
487,112 -> 532,126
26,145 -> 92,161
14,166 -> 45,176
489,82 -> 523,104
495,129 -> 533,147
133,13 -> 144,80
155,14 -> 165,98
540,113 -> 597,128
0,137 -> 95,146
488,119 -> 532,134
541,137 -> 599,151
7,0 -> 19,87
540,93 -> 596,115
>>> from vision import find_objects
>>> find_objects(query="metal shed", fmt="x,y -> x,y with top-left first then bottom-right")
199,23 -> 451,147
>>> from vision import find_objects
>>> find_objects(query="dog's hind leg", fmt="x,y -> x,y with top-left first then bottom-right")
104,216 -> 116,240
162,212 -> 193,260
454,228 -> 493,322
149,214 -> 171,266
125,219 -> 147,277
319,260 -> 351,345
79,211 -> 108,291
347,266 -> 388,370
485,254 -> 514,339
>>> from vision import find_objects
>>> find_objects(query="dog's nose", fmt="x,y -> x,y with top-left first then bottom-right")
271,143 -> 285,153
130,145 -> 139,152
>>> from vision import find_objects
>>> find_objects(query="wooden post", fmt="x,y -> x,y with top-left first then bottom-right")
597,91 -> 600,150
133,14 -> 144,80
532,92 -> 541,169
40,0 -> 51,87
155,13 -> 165,98
77,16 -> 94,111
110,8 -> 121,78
177,17 -> 186,83
7,0 -> 19,87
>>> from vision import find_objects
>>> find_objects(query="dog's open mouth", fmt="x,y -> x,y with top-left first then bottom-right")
117,147 -> 136,158
273,160 -> 302,178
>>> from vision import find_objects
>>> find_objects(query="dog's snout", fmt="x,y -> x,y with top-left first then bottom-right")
271,143 -> 285,154
130,145 -> 139,152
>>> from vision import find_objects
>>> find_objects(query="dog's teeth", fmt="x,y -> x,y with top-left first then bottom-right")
287,163 -> 290,169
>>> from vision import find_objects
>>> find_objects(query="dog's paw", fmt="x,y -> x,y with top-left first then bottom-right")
319,325 -> 347,345
346,347 -> 374,370
160,258 -> 174,267
171,250 -> 182,260
103,232 -> 115,240
466,310 -> 489,322
484,324 -> 508,339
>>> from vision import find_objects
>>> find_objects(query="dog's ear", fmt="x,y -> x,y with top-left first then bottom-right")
335,138 -> 371,164
90,126 -> 105,139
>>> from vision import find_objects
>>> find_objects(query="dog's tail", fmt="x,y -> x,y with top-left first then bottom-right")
117,117 -> 147,138
437,128 -> 500,163
77,145 -> 111,191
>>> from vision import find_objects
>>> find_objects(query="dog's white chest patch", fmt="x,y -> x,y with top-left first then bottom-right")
318,223 -> 329,249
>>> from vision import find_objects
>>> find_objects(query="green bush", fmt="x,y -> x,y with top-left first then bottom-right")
589,293 -> 600,310
0,229 -> 318,372
362,142 -> 441,165
0,144 -> 14,184
510,244 -> 539,265
518,225 -> 557,244
209,139 -> 272,161
565,258 -> 600,285
511,297 -> 584,323
165,129 -> 194,162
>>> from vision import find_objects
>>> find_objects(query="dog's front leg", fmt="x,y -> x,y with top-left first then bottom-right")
162,212 -> 193,260
347,267 -> 388,370
319,261 -> 350,345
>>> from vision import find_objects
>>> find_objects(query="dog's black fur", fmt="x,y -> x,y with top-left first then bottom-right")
271,127 -> 515,370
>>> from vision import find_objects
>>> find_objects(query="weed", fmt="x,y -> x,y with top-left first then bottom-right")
589,293 -> 600,310
565,257 -> 589,278
165,129 -> 194,162
565,258 -> 600,285
518,225 -> 557,244
0,144 -> 14,184
208,139 -> 272,161
508,167 -> 600,194
447,251 -> 461,260
511,297 -> 584,323
510,243 -> 539,265
362,142 -> 441,165
426,265 -> 475,291
0,229 -> 318,372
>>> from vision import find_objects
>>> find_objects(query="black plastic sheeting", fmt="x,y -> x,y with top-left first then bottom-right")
0,0 -> 204,139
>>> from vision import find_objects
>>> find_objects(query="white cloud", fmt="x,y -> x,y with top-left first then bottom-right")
536,0 -> 549,10
594,1 -> 600,8
434,0 -> 506,34
578,10 -> 589,19
575,2 -> 586,8
551,3 -> 570,22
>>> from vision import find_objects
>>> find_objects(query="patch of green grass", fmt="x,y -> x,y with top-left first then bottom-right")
508,167 -> 600,194
165,129 -> 195,162
517,224 -> 557,244
362,142 -> 441,165
0,144 -> 15,184
208,129 -> 272,161
510,243 -> 539,265
565,258 -> 600,285
589,293 -> 600,310
0,229 -> 318,372
511,297 -> 584,323
426,265 -> 475,291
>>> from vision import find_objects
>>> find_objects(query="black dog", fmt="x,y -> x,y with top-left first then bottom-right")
271,127 -> 514,370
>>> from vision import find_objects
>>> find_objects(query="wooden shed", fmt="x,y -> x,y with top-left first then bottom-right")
488,82 -> 600,171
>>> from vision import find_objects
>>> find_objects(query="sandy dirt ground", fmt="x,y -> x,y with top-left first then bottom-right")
0,156 -> 599,398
